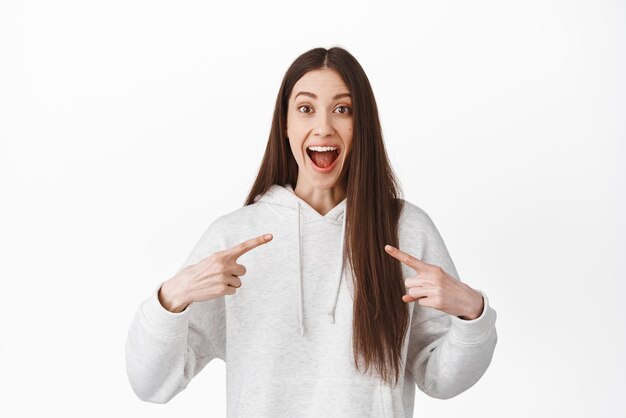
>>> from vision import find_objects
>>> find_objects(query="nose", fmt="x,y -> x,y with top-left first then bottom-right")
313,112 -> 334,137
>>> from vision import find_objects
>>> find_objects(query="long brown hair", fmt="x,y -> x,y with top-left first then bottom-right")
244,46 -> 408,387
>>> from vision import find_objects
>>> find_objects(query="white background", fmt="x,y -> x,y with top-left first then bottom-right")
1,0 -> 624,417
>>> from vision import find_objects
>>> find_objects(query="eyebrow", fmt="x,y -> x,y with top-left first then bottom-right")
294,91 -> 351,101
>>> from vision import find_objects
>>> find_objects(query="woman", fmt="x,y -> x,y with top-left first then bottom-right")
125,46 -> 498,417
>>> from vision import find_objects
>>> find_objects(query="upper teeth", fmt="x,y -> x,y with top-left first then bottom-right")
308,146 -> 338,152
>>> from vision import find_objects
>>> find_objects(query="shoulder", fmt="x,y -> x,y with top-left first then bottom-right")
397,198 -> 438,234
199,201 -> 273,244
181,202 -> 267,267
396,198 -> 459,278
208,203 -> 261,231
396,199 -> 448,258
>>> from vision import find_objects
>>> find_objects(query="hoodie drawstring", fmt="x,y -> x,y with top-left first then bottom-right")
328,207 -> 347,325
296,200 -> 347,337
297,201 -> 305,336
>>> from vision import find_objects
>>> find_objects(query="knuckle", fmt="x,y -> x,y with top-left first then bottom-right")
208,253 -> 224,265
214,261 -> 228,272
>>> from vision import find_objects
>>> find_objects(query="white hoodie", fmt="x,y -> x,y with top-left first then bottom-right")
125,183 -> 498,417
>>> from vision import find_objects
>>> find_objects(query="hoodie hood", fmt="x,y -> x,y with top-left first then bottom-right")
254,183 -> 347,337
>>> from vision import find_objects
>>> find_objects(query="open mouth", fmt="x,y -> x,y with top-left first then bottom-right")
306,146 -> 341,170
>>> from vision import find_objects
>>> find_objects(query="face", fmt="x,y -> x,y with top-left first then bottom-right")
286,68 -> 353,192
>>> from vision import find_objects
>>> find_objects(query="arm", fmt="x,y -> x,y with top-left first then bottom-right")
401,204 -> 498,399
407,291 -> 497,399
124,222 -> 227,403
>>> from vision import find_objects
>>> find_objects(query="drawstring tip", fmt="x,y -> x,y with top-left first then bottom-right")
328,312 -> 335,324
300,326 -> 304,337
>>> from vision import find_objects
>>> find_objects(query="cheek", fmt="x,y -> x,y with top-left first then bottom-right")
344,121 -> 353,136
287,138 -> 305,164
286,121 -> 305,143
343,127 -> 353,153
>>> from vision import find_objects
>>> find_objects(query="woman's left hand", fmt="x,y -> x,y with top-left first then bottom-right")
384,244 -> 484,320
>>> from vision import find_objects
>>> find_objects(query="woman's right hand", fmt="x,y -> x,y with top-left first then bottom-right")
158,233 -> 273,313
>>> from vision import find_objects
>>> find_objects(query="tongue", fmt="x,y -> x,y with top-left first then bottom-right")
310,151 -> 337,168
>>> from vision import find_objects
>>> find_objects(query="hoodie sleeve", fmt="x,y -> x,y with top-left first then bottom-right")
125,220 -> 226,403
404,207 -> 498,400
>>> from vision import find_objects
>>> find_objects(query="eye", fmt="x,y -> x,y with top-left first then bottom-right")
335,105 -> 352,115
298,105 -> 313,114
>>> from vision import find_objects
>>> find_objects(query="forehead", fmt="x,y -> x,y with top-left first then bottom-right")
292,69 -> 350,99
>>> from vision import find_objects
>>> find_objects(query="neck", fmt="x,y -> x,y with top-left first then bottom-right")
293,181 -> 346,216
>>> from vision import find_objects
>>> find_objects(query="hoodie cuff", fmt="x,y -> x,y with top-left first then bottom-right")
447,290 -> 497,345
139,282 -> 192,339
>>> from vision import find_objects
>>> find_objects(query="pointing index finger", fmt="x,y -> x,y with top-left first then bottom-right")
225,233 -> 273,260
384,244 -> 427,272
